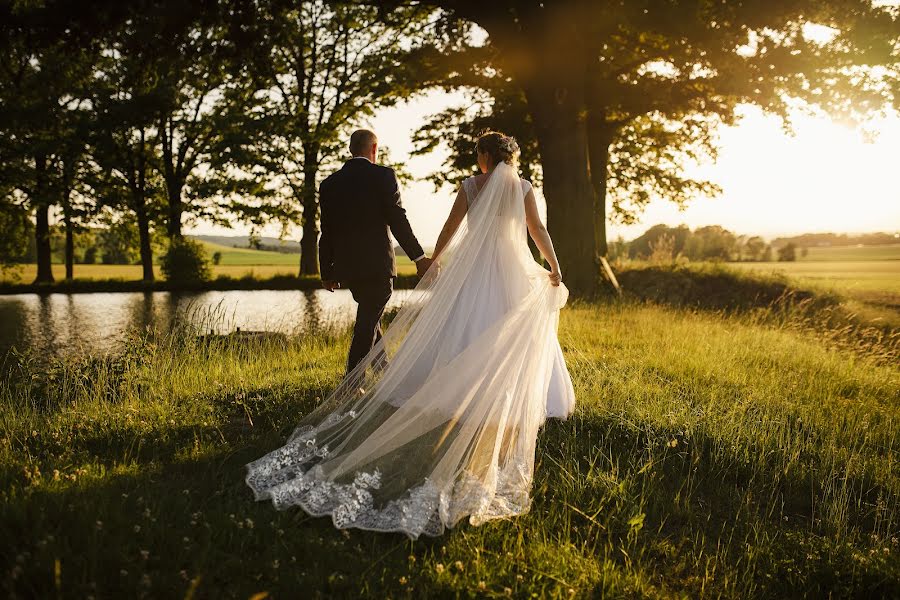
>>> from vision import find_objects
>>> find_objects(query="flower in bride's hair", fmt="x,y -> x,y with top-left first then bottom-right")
499,136 -> 519,155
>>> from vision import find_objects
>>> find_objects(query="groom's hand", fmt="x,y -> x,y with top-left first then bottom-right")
415,257 -> 433,277
322,279 -> 339,292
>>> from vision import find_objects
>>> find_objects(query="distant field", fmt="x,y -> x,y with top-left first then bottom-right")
730,260 -> 900,300
199,241 -> 299,266
797,243 -> 900,262
1,254 -> 417,284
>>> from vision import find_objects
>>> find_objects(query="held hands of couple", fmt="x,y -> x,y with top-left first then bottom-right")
415,256 -> 436,278
322,257 -> 438,291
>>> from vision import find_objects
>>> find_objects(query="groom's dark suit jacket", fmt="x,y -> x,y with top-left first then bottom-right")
318,158 -> 424,283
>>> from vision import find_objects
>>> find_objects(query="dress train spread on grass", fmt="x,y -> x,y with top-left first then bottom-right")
245,161 -> 575,539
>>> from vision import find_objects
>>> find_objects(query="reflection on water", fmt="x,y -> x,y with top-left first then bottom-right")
0,289 -> 423,361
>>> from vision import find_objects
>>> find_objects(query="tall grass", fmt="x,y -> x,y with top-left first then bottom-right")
1,299 -> 898,598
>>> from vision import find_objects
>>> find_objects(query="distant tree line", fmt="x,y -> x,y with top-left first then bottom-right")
771,232 -> 899,248
617,224 -> 898,264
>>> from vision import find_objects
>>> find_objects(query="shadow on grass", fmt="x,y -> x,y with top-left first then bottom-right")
534,412 -> 900,598
4,395 -> 898,598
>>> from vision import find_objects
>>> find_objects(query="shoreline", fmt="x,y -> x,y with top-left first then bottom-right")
0,273 -> 422,296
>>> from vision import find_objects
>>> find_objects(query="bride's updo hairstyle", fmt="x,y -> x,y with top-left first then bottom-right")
476,130 -> 520,168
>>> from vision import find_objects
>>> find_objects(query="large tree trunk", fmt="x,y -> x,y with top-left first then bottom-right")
299,153 -> 320,276
33,154 -> 55,284
166,185 -> 183,239
134,197 -> 155,282
160,117 -> 184,240
521,84 -> 598,295
134,129 -> 154,282
587,109 -> 616,258
490,3 -> 598,296
63,204 -> 74,281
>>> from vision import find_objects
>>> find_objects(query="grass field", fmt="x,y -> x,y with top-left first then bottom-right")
1,285 -> 899,597
200,241 -> 300,266
730,260 -> 900,296
0,255 -> 418,284
797,243 -> 900,262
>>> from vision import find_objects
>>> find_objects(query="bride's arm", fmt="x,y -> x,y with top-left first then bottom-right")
432,186 -> 468,261
524,188 -> 562,285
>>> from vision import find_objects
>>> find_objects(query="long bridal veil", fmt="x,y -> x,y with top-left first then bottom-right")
245,161 -> 570,539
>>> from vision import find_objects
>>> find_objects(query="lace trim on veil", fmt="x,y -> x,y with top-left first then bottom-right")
245,420 -> 532,539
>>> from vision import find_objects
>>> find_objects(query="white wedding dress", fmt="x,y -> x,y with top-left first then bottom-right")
245,162 -> 576,539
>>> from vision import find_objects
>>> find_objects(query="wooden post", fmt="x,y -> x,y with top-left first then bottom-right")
599,256 -> 621,295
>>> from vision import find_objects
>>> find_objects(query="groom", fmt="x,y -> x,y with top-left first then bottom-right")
318,129 -> 432,373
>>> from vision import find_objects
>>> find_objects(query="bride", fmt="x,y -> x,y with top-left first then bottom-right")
245,130 -> 576,539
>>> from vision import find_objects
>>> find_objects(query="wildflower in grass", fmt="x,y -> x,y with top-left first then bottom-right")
245,518 -> 254,529
399,576 -> 408,584
504,588 -> 512,597
454,561 -> 464,572
140,550 -> 149,560
180,570 -> 189,580
272,560 -> 280,569
133,525 -> 141,533
478,581 -> 486,591
435,563 -> 445,574
95,520 -> 103,531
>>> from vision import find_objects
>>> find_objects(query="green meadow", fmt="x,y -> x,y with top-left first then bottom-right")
0,241 -> 418,285
1,266 -> 898,598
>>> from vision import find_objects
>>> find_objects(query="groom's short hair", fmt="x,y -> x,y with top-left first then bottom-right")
349,129 -> 377,156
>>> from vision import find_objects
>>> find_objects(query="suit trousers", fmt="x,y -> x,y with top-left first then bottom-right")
346,278 -> 393,375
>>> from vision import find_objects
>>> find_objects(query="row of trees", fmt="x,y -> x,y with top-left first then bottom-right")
623,224 -> 804,263
0,0 -> 464,283
2,0 -> 897,293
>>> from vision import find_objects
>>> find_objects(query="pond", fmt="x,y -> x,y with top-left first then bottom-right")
0,289 -> 423,363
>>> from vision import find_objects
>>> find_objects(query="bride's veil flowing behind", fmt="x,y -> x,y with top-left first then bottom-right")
245,161 -> 570,539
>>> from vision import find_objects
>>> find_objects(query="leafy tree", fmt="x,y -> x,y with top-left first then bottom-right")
744,236 -> 767,262
247,0 -> 461,275
410,0 -> 899,294
685,225 -> 738,261
628,224 -> 692,259
0,3 -> 97,283
89,15 -> 171,281
150,1 -> 269,240
0,197 -> 32,280
778,242 -> 798,262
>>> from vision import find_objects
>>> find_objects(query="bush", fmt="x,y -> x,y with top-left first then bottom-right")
161,237 -> 211,283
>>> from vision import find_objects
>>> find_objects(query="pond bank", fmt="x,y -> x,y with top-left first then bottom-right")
0,273 -> 422,296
